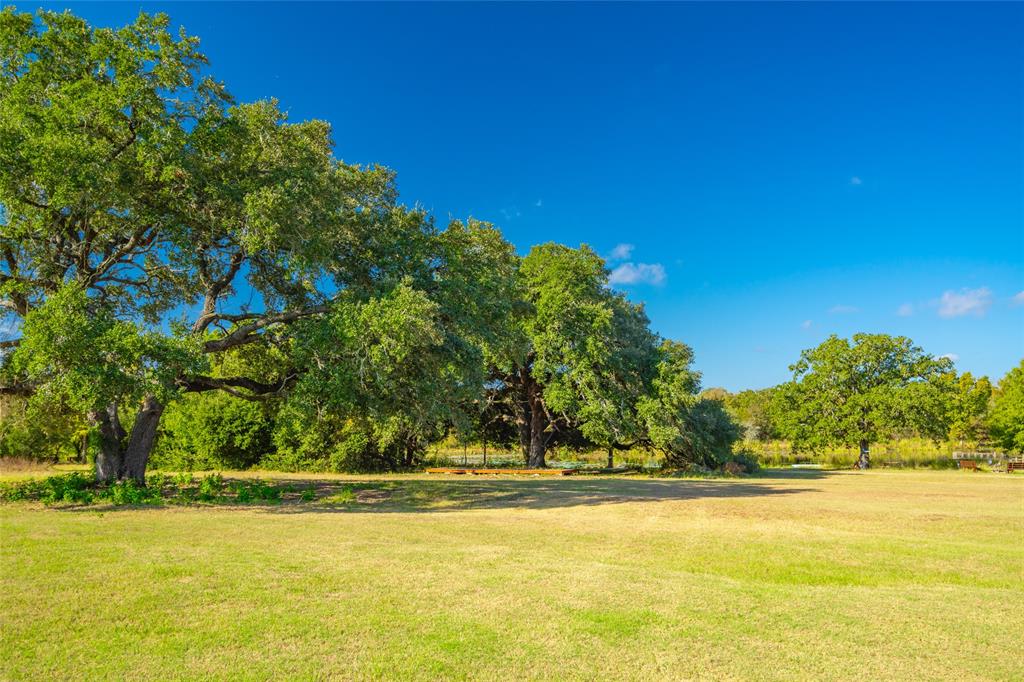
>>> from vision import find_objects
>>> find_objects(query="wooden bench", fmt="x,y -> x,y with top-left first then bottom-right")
957,460 -> 979,471
1008,461 -> 1024,473
425,467 -> 575,476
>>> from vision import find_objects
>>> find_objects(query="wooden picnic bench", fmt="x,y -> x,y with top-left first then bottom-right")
957,459 -> 979,471
425,467 -> 575,476
1008,461 -> 1024,473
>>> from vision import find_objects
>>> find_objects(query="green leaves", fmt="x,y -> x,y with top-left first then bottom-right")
10,284 -> 204,412
636,340 -> 737,467
989,360 -> 1024,453
774,333 -> 954,453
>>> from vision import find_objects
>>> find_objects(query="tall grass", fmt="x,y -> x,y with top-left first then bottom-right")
743,438 -> 982,468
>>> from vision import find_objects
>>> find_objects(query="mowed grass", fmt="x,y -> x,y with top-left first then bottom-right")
1,470 -> 1022,680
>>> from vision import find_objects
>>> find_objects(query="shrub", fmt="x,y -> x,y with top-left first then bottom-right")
727,450 -> 761,474
105,479 -> 160,506
229,479 -> 282,504
197,473 -> 226,502
152,393 -> 275,471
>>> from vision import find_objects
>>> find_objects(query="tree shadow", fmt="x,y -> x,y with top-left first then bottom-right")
47,471 -> 828,515
256,475 -> 821,514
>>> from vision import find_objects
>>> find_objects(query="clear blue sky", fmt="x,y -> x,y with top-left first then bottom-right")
40,2 -> 1024,390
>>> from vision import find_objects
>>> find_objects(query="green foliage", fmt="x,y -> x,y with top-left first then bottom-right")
106,479 -> 162,505
989,360 -> 1024,453
726,450 -> 761,474
0,471 -> 295,505
229,479 -> 282,504
722,388 -> 778,441
638,341 -> 740,467
153,392 -> 274,471
9,285 -> 203,413
947,372 -> 992,446
772,334 -> 954,461
0,395 -> 85,461
0,8 -> 445,481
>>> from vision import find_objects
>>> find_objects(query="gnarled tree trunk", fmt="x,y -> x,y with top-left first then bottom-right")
122,396 -> 164,483
90,403 -> 126,483
857,438 -> 870,469
89,397 -> 164,483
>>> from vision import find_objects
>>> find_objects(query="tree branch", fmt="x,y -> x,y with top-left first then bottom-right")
202,305 -> 328,353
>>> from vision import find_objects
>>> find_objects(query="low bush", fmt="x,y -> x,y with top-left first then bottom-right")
0,472 -> 292,507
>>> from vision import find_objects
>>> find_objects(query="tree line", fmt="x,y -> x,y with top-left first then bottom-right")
1,10 -> 1021,481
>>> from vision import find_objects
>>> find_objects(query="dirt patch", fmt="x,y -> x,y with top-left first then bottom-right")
355,489 -> 391,504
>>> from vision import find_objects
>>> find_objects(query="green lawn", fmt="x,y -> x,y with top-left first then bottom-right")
2,469 -> 1022,680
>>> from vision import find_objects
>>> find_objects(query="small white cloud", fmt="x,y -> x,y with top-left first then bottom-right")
800,320 -> 812,330
609,262 -> 666,286
938,287 -> 992,318
608,243 -> 635,262
939,353 -> 959,362
850,176 -> 863,186
1012,291 -> 1024,307
534,199 -> 543,208
897,303 -> 914,317
829,304 -> 859,314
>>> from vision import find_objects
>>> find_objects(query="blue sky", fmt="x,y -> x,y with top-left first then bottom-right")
38,2 -> 1024,390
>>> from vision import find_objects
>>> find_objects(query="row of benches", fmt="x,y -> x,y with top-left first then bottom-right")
958,459 -> 1024,472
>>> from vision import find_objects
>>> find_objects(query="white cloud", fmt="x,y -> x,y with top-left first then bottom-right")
828,304 -> 859,314
938,287 -> 992,318
608,243 -> 635,262
939,353 -> 960,362
896,303 -> 914,317
850,176 -> 863,186
534,199 -> 543,208
1012,291 -> 1024,307
800,320 -> 812,330
609,262 -> 666,286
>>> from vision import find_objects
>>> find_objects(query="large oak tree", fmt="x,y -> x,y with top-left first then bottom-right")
0,9 -> 459,481
771,334 -> 953,468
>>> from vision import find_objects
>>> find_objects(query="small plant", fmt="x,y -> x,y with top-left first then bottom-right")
322,486 -> 356,504
104,479 -> 160,506
228,479 -> 283,504
39,473 -> 94,505
300,485 -> 316,502
197,473 -> 225,502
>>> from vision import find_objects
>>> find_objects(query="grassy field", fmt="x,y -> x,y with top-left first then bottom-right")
1,469 -> 1022,680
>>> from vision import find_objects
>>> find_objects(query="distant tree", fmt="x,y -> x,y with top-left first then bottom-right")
724,388 -> 778,441
947,372 -> 993,447
772,334 -> 953,468
700,387 -> 729,401
989,360 -> 1024,454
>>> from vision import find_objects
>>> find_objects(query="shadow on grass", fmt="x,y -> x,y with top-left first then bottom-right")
262,475 -> 821,514
47,470 -> 829,515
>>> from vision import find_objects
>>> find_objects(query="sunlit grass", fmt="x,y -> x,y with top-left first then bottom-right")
2,470 -> 1022,680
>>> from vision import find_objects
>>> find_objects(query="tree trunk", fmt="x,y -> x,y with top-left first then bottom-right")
121,396 -> 164,483
514,374 -> 531,463
857,439 -> 870,469
90,403 -> 125,483
526,382 -> 547,468
607,447 -> 614,469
